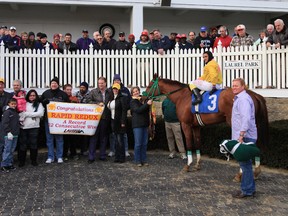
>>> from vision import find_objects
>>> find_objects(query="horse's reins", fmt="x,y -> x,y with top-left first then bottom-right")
142,78 -> 186,100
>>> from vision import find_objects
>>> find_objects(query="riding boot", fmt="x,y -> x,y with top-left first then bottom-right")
30,149 -> 38,166
209,88 -> 217,95
18,150 -> 26,167
192,88 -> 202,105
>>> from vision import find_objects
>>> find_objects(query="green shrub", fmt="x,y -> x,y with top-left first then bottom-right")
39,117 -> 288,169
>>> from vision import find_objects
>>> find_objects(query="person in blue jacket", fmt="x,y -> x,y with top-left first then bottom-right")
151,29 -> 171,54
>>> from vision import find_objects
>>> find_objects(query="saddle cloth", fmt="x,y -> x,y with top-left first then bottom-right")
191,90 -> 222,114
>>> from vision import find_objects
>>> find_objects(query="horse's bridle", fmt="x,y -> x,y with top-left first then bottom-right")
142,77 -> 186,101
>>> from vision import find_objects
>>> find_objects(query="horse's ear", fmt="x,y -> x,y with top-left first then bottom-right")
153,73 -> 159,80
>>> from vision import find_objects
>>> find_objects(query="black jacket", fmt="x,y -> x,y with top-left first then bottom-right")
194,35 -> 214,49
0,91 -> 13,122
109,94 -> 128,134
93,41 -> 109,51
151,36 -> 171,52
58,41 -> 78,53
130,98 -> 150,128
40,88 -> 69,119
112,40 -> 132,51
267,25 -> 288,46
2,107 -> 20,136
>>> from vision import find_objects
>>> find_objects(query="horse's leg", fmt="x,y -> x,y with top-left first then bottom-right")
181,122 -> 193,172
192,127 -> 201,170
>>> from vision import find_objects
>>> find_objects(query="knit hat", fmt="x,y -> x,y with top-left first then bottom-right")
40,33 -> 47,39
50,77 -> 59,85
28,31 -> 35,37
113,74 -> 121,81
80,81 -> 89,90
128,34 -> 135,39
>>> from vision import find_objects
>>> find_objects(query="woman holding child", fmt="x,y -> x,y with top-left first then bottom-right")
18,89 -> 44,167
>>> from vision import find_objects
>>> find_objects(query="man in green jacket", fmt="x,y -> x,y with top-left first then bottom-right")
162,97 -> 187,159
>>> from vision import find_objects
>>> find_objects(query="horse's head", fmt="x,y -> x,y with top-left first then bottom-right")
142,74 -> 162,100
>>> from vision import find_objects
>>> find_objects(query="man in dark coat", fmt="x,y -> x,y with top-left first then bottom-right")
40,77 -> 69,164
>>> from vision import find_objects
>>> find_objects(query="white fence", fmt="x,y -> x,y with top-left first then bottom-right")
0,42 -> 288,91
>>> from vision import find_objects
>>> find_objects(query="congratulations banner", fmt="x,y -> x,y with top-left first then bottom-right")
47,102 -> 104,135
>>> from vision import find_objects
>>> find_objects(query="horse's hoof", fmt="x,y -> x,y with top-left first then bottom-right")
192,163 -> 201,171
254,166 -> 261,180
233,172 -> 242,182
182,165 -> 190,172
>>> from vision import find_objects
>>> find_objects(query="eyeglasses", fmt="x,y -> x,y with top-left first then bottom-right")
237,29 -> 244,31
119,35 -> 125,37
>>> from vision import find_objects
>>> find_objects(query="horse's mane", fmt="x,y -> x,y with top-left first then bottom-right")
160,78 -> 189,88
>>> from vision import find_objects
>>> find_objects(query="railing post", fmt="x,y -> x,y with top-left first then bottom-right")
174,43 -> 179,81
0,41 -> 4,78
89,43 -> 94,85
217,41 -> 223,85
45,42 -> 50,87
132,43 -> 137,86
262,42 -> 267,88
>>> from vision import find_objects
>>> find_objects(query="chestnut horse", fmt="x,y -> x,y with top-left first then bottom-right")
145,76 -> 269,172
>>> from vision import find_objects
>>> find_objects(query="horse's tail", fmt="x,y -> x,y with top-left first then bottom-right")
249,91 -> 269,151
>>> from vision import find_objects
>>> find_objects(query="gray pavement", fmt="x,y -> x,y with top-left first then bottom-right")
0,150 -> 288,216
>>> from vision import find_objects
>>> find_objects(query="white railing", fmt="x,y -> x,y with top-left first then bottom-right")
0,42 -> 288,91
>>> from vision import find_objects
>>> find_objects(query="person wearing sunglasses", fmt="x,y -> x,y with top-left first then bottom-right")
230,24 -> 254,47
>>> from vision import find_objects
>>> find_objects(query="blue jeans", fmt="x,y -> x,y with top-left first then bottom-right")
1,137 -> 18,167
110,133 -> 128,152
240,137 -> 257,195
133,127 -> 148,164
45,121 -> 64,160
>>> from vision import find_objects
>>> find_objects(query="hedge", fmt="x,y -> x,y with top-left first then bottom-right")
38,118 -> 288,169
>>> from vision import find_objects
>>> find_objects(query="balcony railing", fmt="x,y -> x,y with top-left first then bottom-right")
1,42 -> 287,96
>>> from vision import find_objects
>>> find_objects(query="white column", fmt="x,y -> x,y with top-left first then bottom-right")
130,5 -> 143,39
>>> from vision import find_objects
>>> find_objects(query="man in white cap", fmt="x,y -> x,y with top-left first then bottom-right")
0,78 -> 13,159
3,26 -> 21,51
230,24 -> 254,47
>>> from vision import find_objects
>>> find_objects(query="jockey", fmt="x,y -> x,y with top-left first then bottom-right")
189,51 -> 223,105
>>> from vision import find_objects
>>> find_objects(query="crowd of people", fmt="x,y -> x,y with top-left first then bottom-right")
0,19 -> 273,198
0,74 -> 158,172
1,19 -> 288,54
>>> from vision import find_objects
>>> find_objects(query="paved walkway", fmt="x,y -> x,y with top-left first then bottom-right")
0,150 -> 288,216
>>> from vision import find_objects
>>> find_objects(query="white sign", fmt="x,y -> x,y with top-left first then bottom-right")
47,102 -> 104,135
223,60 -> 261,69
